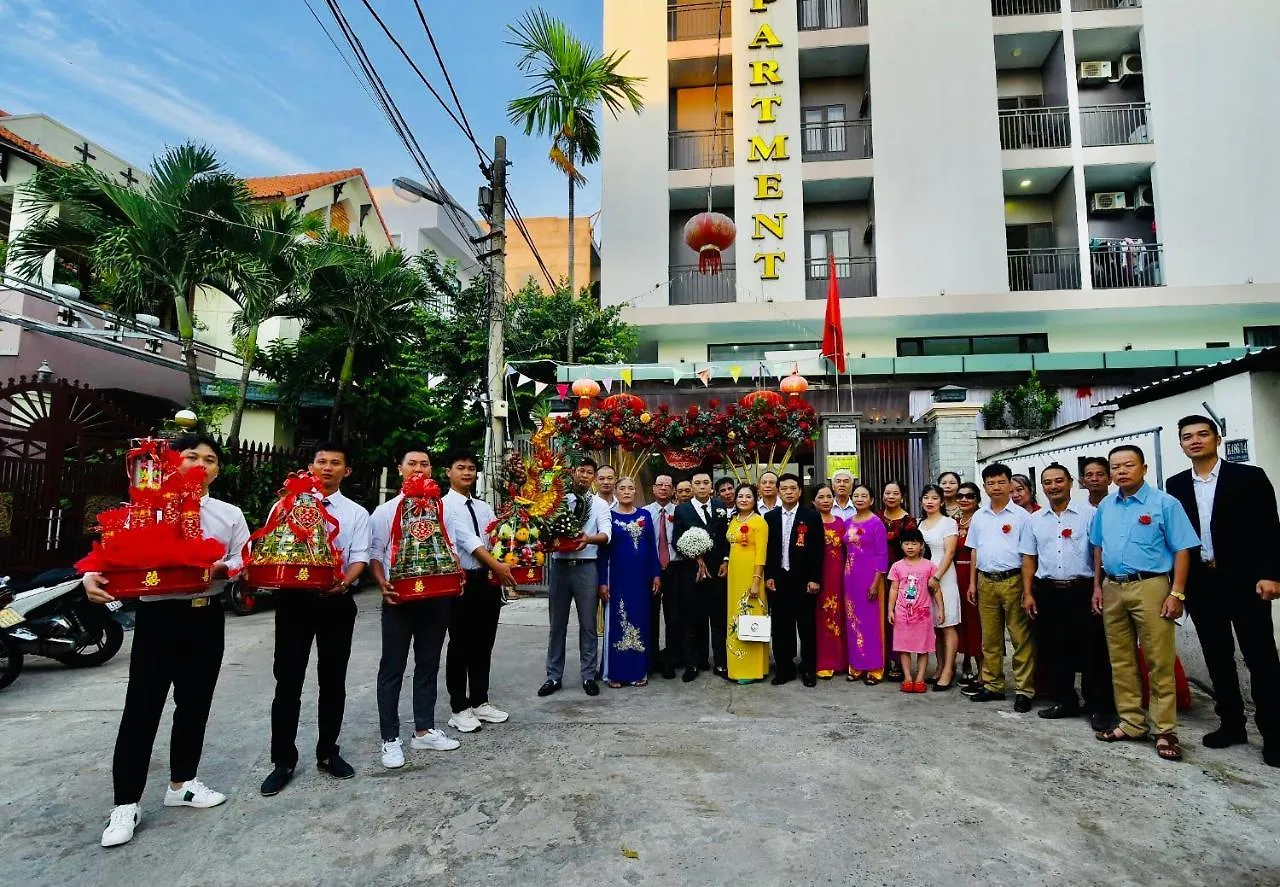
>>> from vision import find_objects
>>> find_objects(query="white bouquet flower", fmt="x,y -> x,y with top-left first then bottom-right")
676,526 -> 714,559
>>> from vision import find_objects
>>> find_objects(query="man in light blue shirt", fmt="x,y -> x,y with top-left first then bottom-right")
1088,444 -> 1199,758
830,469 -> 857,521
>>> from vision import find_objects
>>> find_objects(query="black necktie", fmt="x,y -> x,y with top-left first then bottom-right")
465,498 -> 480,536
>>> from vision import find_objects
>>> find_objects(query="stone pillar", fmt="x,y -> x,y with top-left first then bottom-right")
923,404 -> 981,484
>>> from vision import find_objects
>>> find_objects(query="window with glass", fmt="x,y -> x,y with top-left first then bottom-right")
896,334 -> 1048,357
708,342 -> 821,362
802,105 -> 846,154
806,230 -> 852,279
1245,326 -> 1280,347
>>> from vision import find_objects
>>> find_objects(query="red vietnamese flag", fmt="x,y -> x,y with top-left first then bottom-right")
820,252 -> 846,372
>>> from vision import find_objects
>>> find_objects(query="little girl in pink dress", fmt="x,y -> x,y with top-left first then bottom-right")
887,529 -> 942,693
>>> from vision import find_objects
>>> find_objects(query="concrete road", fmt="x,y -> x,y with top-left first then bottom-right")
2,593 -> 1278,886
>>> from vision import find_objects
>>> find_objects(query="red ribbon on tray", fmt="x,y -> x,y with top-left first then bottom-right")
244,470 -> 344,583
387,474 -> 457,571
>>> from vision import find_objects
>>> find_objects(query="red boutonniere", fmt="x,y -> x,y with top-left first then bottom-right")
1060,527 -> 1073,539
1001,524 -> 1012,534
636,516 -> 646,528
667,514 -> 675,524
796,524 -> 808,548
1138,514 -> 1153,526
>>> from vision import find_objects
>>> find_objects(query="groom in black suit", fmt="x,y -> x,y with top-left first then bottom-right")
1167,414 -> 1280,767
673,472 -> 729,682
764,473 -> 825,687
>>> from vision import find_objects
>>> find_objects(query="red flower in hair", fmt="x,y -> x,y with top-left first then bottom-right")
1001,524 -> 1012,534
1138,514 -> 1153,526
1060,528 -> 1073,539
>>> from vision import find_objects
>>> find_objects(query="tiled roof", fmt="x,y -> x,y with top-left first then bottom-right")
243,168 -> 364,200
0,124 -> 60,165
243,167 -> 391,243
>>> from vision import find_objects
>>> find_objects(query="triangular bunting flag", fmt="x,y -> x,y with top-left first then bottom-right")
729,365 -> 741,383
505,364 -> 517,376
556,382 -> 569,401
515,373 -> 532,388
534,381 -> 548,396
696,367 -> 711,387
620,368 -> 633,387
426,374 -> 445,390
602,377 -> 614,393
671,367 -> 683,385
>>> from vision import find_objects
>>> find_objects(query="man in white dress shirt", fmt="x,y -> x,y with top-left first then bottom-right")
757,471 -> 781,514
594,464 -> 618,509
644,474 -> 677,677
441,451 -> 515,735
830,469 -> 857,521
261,441 -> 370,797
87,434 -> 250,848
539,458 -> 612,697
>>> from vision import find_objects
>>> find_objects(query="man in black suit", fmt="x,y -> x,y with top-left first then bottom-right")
1168,414 -> 1280,768
672,472 -> 730,682
764,473 -> 825,687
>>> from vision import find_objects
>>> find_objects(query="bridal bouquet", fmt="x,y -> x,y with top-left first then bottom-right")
675,526 -> 714,559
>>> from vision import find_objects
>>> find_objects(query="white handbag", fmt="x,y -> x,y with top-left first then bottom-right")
735,614 -> 772,642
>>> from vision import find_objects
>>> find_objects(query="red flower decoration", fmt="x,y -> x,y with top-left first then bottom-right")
1061,528 -> 1073,539
667,514 -> 675,524
1001,524 -> 1012,534
1138,514 -> 1153,525
636,517 -> 646,527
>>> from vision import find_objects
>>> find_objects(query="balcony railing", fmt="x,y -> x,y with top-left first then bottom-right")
798,0 -> 867,30
1072,0 -> 1141,10
801,119 -> 873,160
1008,248 -> 1082,291
998,106 -> 1071,149
992,0 -> 1061,14
805,257 -> 876,299
1080,103 -> 1151,146
1090,242 -> 1164,288
667,2 -> 731,41
670,264 -> 737,305
669,129 -> 733,170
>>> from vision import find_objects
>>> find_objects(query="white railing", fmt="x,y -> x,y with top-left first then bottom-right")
1080,103 -> 1151,146
998,107 -> 1071,149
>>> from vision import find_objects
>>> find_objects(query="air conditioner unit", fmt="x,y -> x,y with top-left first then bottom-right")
1134,184 -> 1154,209
1078,60 -> 1113,84
1119,53 -> 1143,79
1091,191 -> 1128,213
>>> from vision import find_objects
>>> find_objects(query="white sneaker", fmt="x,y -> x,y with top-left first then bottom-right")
163,778 -> 226,809
411,728 -> 460,751
101,804 -> 140,848
381,738 -> 405,769
447,708 -> 482,733
471,702 -> 509,724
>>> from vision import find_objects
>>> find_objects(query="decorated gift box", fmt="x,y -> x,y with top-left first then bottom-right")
75,439 -> 226,598
387,474 -> 463,601
245,471 -> 343,591
488,415 -> 570,583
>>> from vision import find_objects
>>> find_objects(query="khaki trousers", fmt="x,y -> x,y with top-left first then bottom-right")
978,573 -> 1036,695
1102,575 -> 1177,737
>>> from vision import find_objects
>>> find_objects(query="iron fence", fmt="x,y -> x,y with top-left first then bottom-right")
667,2 -> 731,41
801,119 -> 873,160
1080,103 -> 1151,146
1072,0 -> 1141,10
1007,248 -> 1082,291
798,0 -> 867,29
998,106 -> 1071,149
669,264 -> 737,305
1089,242 -> 1164,289
805,257 -> 876,299
669,129 -> 734,171
992,0 -> 1061,14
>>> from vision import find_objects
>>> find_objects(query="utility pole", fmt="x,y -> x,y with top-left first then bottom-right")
482,135 -> 509,503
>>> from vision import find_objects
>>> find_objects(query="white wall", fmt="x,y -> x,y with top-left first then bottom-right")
1143,0 -> 1280,287
370,186 -> 481,284
602,0 -> 669,309
867,0 -> 1008,298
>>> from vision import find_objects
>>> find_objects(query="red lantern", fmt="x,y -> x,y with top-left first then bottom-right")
739,389 -> 783,409
683,211 -> 736,275
780,372 -> 809,405
571,378 -> 600,410
601,393 -> 644,413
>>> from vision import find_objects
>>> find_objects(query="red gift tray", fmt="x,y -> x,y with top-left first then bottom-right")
392,572 -> 464,602
489,565 -> 544,586
105,566 -> 212,599
552,537 -> 584,553
245,563 -> 334,591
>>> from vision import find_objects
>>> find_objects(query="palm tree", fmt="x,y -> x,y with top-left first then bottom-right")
506,7 -> 644,362
10,143 -> 257,407
292,233 -> 427,439
210,204 -> 336,447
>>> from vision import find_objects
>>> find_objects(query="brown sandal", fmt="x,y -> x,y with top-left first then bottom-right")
1095,727 -> 1145,743
1154,733 -> 1183,762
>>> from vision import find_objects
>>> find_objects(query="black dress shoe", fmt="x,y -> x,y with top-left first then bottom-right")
1090,712 -> 1118,733
1014,695 -> 1033,713
885,664 -> 905,683
1202,725 -> 1249,749
583,679 -> 600,696
931,681 -> 954,692
661,667 -> 676,680
770,674 -> 794,686
1038,703 -> 1081,720
969,689 -> 1007,703
713,666 -> 729,680
801,673 -> 817,688
260,766 -> 294,797
317,754 -> 355,779
537,680 -> 562,697
961,683 -> 985,697
682,667 -> 698,683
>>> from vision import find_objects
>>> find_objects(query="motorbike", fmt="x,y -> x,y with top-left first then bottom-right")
0,568 -> 126,691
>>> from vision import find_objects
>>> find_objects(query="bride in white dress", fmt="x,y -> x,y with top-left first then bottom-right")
918,485 -> 960,689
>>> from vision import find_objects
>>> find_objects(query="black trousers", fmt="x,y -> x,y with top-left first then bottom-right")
708,572 -> 728,670
377,597 -> 450,739
446,571 -> 503,712
770,570 -> 817,678
653,563 -> 681,672
1187,564 -> 1280,740
269,591 -> 357,769
673,560 -> 711,670
1033,580 -> 1114,714
113,598 -> 224,805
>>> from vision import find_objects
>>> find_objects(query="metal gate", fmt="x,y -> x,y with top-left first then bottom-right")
858,429 -> 930,507
0,378 -> 144,579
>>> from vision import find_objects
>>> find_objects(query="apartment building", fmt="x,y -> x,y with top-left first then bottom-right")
600,0 -> 1280,378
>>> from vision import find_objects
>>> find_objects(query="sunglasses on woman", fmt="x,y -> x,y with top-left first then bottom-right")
956,493 -> 977,500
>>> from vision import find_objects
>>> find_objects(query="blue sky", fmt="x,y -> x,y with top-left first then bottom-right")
0,0 -> 605,219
